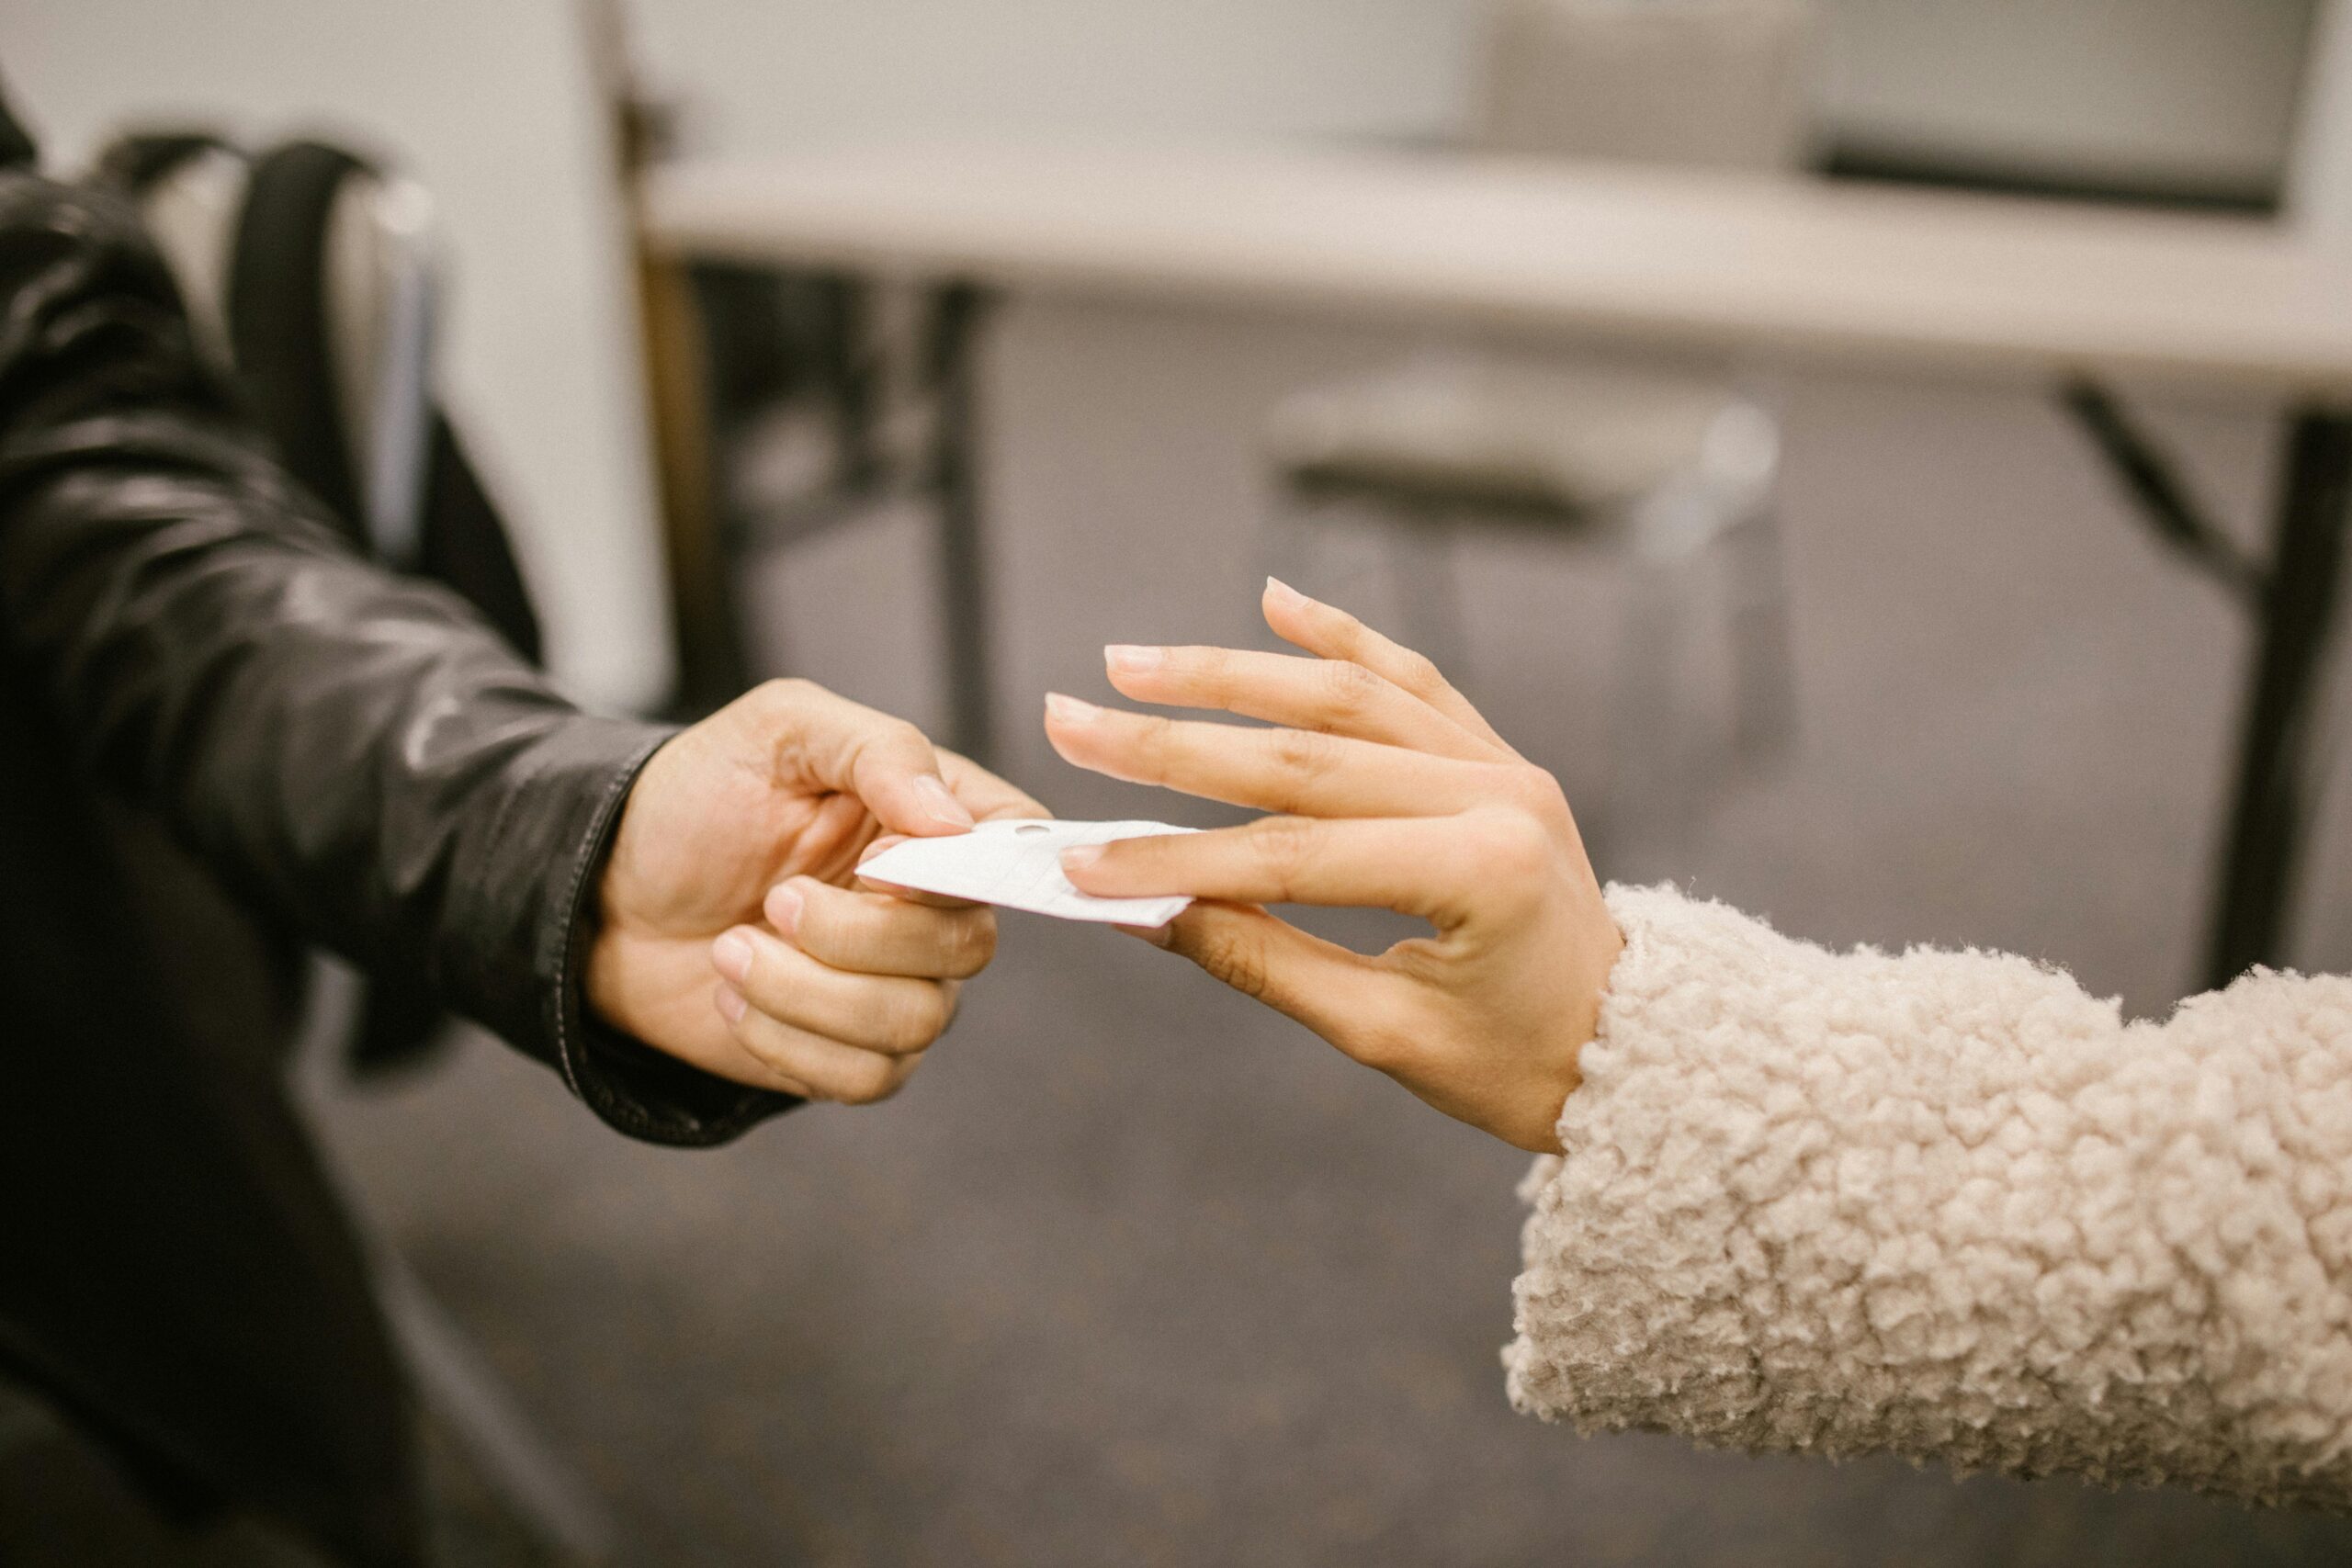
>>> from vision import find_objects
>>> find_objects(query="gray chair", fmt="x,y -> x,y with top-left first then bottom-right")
1265,0 -> 1816,851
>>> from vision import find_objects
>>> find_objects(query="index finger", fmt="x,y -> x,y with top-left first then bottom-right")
1261,580 -> 1518,757
752,679 -> 976,839
939,749 -> 1053,822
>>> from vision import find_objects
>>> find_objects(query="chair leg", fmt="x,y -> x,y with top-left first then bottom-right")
1387,511 -> 1469,687
1261,487 -> 1320,602
1724,504 -> 1797,760
1609,537 -> 1694,875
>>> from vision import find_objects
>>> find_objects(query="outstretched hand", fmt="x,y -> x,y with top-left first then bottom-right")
590,679 -> 1045,1104
1045,581 -> 1621,1152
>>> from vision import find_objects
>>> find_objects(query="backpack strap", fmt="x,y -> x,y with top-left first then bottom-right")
421,416 -> 544,664
227,140 -> 371,545
224,138 -> 541,662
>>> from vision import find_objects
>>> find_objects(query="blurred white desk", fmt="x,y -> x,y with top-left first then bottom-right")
642,141 -> 2352,987
645,142 -> 2352,396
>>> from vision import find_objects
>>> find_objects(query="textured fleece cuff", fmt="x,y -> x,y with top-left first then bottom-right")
1504,883 -> 2352,1508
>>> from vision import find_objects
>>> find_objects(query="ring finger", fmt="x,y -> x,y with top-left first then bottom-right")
1044,695 -> 1492,818
714,925 -> 958,1055
716,987 -> 921,1105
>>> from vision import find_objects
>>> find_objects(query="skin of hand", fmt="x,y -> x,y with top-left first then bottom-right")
588,678 -> 1046,1104
1044,580 -> 1623,1153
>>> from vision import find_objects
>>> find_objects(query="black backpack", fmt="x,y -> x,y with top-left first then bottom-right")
97,130 -> 544,1075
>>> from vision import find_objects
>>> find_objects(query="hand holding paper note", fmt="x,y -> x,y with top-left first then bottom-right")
860,818 -> 1198,926
1038,579 -> 1619,1155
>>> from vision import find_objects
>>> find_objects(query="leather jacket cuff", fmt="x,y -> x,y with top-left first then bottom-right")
531,718 -> 801,1146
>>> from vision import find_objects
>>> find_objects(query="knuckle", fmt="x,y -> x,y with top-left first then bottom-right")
1464,806 -> 1556,892
1198,926 -> 1272,1002
1319,659 -> 1383,720
839,1057 -> 905,1105
883,986 -> 951,1054
1186,645 -> 1233,687
1393,647 -> 1444,695
1499,762 -> 1573,824
1246,814 -> 1320,892
1321,604 -> 1367,649
782,897 -> 832,956
756,675 -> 818,709
876,716 -> 929,757
1131,711 -> 1182,773
947,912 -> 998,976
1269,727 -> 1338,788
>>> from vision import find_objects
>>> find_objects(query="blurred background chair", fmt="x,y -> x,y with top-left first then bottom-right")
586,0 -> 995,751
99,131 -> 617,1565
1264,0 -> 1815,851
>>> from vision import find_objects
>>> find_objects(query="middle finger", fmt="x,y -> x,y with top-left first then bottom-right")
1044,695 -> 1491,818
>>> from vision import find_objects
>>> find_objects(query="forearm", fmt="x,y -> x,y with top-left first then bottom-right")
1509,885 -> 2352,1506
0,172 -> 784,1142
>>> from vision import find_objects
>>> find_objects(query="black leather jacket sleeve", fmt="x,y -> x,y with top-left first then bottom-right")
0,167 -> 789,1145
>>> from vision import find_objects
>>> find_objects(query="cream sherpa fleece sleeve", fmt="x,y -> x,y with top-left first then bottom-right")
1505,883 -> 2352,1507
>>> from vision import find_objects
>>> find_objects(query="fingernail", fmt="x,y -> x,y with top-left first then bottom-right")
915,773 -> 975,829
1265,576 -> 1307,609
1104,644 -> 1163,674
714,982 -> 747,1023
1060,843 -> 1104,874
1045,693 -> 1100,724
764,883 -> 805,937
711,930 -> 755,985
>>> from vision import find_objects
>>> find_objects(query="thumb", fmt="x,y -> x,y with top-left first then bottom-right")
759,680 -> 975,837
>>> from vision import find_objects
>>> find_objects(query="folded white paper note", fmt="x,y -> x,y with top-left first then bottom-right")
858,818 -> 1198,926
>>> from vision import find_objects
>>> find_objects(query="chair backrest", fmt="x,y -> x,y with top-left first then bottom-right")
1475,0 -> 1819,173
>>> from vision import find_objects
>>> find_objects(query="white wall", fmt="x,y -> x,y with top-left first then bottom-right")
0,0 -> 674,713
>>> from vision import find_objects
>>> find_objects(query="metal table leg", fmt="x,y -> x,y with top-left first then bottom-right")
2203,408 -> 2352,987
924,283 -> 998,764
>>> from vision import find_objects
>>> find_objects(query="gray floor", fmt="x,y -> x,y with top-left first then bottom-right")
298,299 -> 2352,1562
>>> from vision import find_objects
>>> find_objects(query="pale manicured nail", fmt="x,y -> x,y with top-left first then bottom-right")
1045,693 -> 1100,724
1105,644 -> 1164,674
1265,576 -> 1307,609
714,982 -> 748,1023
711,930 -> 755,985
1060,843 -> 1104,874
764,883 -> 805,937
915,773 -> 976,829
